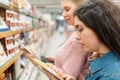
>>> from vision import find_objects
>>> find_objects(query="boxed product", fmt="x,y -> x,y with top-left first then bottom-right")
5,36 -> 15,55
0,42 -> 7,62
6,10 -> 14,21
0,7 -> 6,20
9,0 -> 19,11
0,0 -> 9,6
0,17 -> 10,32
6,10 -> 18,21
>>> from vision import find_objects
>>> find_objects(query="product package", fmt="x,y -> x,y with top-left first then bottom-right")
0,17 -> 10,32
0,42 -> 7,62
5,36 -> 15,55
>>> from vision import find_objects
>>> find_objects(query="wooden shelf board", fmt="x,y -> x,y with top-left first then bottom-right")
0,28 -> 36,39
0,30 -> 22,39
0,31 -> 12,38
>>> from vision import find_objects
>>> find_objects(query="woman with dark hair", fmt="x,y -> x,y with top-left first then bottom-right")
62,0 -> 120,80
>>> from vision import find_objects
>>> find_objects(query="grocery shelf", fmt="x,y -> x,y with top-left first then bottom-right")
0,28 -> 35,39
0,30 -> 21,39
0,1 -> 37,19
0,51 -> 23,75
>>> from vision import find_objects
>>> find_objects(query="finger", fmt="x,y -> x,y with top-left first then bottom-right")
66,76 -> 75,80
61,75 -> 69,79
61,75 -> 75,80
37,66 -> 47,73
46,56 -> 55,62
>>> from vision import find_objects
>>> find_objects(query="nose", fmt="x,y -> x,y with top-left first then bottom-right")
76,36 -> 81,40
75,31 -> 81,40
76,35 -> 81,44
62,11 -> 67,18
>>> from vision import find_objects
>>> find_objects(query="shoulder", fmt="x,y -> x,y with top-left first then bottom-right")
94,61 -> 120,80
100,58 -> 120,73
99,74 -> 120,80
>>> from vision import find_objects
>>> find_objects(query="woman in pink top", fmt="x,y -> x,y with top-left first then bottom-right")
42,0 -> 89,80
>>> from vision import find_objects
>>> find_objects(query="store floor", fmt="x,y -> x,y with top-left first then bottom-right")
37,31 -> 66,80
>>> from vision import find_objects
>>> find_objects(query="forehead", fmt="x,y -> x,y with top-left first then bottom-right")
61,0 -> 76,8
74,16 -> 86,26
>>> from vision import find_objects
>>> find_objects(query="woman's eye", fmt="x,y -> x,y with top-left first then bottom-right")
79,29 -> 83,32
65,8 -> 70,11
77,26 -> 83,32
75,25 -> 83,32
66,9 -> 69,11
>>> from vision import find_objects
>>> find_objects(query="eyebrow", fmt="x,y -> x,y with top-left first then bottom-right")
64,6 -> 70,9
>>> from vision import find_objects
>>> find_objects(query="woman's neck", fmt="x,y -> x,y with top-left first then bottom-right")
89,44 -> 110,61
97,43 -> 110,55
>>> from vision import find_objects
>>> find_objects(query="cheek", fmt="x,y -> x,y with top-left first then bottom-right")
81,31 -> 100,52
69,12 -> 74,19
88,38 -> 99,48
68,13 -> 74,25
85,34 -> 100,51
69,8 -> 75,18
80,30 -> 91,42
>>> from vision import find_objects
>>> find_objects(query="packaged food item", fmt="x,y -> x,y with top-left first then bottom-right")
0,17 -> 10,32
0,42 -> 7,62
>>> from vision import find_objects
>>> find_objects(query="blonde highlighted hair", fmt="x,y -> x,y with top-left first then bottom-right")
66,0 -> 88,5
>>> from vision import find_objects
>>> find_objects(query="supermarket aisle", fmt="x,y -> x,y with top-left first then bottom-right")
46,32 -> 66,56
37,31 -> 66,80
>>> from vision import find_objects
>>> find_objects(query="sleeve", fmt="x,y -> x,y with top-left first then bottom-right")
56,39 -> 88,79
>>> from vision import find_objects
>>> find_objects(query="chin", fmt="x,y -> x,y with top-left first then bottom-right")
84,49 -> 91,53
69,23 -> 74,25
66,21 -> 73,25
67,22 -> 72,25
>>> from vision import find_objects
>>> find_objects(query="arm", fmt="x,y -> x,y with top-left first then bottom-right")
55,37 -> 88,79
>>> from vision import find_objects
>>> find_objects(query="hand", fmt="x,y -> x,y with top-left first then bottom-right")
38,65 -> 57,80
37,65 -> 47,74
43,68 -> 57,80
46,56 -> 55,63
61,75 -> 75,80
37,63 -> 59,80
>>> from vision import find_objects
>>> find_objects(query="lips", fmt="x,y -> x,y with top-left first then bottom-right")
64,17 -> 70,21
65,18 -> 70,22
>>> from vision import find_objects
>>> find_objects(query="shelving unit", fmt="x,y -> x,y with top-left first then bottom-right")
0,28 -> 34,39
0,1 -> 38,19
0,0 -> 50,80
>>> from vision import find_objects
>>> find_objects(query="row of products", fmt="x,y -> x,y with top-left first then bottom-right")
0,1 -> 50,79
0,30 -> 38,80
0,0 -> 34,15
0,7 -> 40,32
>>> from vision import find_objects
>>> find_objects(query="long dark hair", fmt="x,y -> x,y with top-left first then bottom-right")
74,0 -> 120,57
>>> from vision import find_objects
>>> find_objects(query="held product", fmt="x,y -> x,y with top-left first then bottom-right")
14,39 -> 61,80
41,56 -> 52,63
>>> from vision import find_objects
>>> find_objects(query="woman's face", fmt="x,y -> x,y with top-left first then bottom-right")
74,16 -> 106,53
61,0 -> 76,25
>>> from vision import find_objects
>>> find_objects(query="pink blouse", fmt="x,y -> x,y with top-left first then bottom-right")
54,32 -> 89,80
